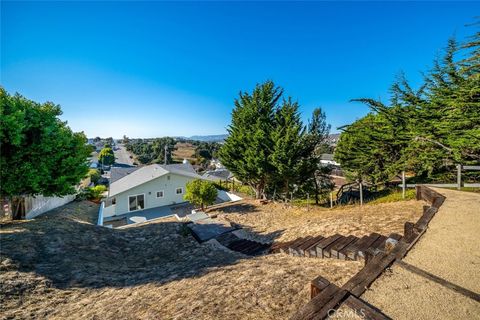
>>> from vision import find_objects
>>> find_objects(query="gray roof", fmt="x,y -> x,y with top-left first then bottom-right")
202,169 -> 233,181
110,167 -> 141,183
109,162 -> 215,197
320,154 -> 334,161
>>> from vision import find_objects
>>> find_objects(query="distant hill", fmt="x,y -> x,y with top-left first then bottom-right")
179,133 -> 339,144
184,134 -> 228,142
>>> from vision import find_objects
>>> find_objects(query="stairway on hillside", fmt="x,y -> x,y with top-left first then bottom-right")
215,232 -> 271,256
271,232 -> 402,261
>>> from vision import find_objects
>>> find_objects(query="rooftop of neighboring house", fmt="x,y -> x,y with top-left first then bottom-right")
108,162 -> 212,197
320,154 -> 334,161
202,168 -> 233,181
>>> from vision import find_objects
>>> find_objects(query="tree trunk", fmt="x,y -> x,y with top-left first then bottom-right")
11,196 -> 26,220
253,181 -> 265,200
313,177 -> 320,205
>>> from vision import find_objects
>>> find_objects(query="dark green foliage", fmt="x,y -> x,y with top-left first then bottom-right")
335,25 -> 480,184
219,81 -> 333,200
0,88 -> 90,203
125,137 -> 176,164
194,142 -> 221,160
219,81 -> 281,198
98,147 -> 115,166
298,108 -> 334,203
78,185 -> 107,200
88,169 -> 101,185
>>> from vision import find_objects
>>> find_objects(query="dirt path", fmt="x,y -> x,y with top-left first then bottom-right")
362,189 -> 480,319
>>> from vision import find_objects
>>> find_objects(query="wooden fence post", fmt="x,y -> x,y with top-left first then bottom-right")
359,182 -> 363,206
402,170 -> 406,199
330,192 -> 333,208
457,164 -> 462,190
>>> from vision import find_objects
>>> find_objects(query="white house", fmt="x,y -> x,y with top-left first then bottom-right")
102,162 -> 214,222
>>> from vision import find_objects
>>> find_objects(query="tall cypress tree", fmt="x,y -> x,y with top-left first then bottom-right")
219,81 -> 281,199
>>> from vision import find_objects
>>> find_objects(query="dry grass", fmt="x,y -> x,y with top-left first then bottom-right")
0,196 -> 424,319
172,142 -> 196,161
1,200 -> 363,320
210,199 -> 424,243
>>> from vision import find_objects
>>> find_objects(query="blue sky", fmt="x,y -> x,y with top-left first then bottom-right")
1,1 -> 478,138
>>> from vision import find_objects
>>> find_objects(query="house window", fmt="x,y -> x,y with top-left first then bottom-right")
112,197 -> 116,205
156,190 -> 164,198
128,194 -> 145,212
175,187 -> 183,195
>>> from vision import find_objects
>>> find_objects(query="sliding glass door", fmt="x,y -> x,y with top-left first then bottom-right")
128,194 -> 145,211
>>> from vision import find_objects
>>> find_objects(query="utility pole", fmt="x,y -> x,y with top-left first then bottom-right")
164,145 -> 168,165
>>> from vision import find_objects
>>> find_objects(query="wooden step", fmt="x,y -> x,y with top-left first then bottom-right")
295,235 -> 325,256
289,236 -> 314,256
322,235 -> 346,258
342,235 -> 368,260
356,233 -> 381,260
239,241 -> 262,254
388,233 -> 402,241
314,234 -> 342,258
304,236 -> 325,257
330,235 -> 358,259
227,239 -> 248,251
339,236 -> 364,260
240,240 -> 262,253
215,232 -> 239,246
248,243 -> 270,256
280,237 -> 306,254
370,235 -> 388,251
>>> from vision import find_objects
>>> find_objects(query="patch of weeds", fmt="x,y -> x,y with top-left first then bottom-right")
179,223 -> 191,237
369,189 -> 416,204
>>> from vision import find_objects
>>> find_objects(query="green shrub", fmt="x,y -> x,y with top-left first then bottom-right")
78,185 -> 107,200
88,169 -> 101,185
369,188 -> 416,204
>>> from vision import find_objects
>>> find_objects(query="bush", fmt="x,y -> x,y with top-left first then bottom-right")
78,185 -> 107,200
88,169 -> 101,185
184,179 -> 218,210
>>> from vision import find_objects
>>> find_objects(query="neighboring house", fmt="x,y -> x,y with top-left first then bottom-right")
94,141 -> 105,152
102,162 -> 214,219
209,158 -> 225,169
320,154 -> 340,167
202,168 -> 233,182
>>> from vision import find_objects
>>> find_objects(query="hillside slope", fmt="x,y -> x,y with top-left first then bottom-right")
0,201 -> 361,320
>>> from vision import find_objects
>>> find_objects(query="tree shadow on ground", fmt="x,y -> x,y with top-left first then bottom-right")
0,201 -> 282,292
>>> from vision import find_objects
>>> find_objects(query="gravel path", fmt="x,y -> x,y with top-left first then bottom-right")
362,188 -> 480,319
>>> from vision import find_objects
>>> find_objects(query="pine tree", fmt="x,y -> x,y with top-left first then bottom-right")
269,98 -> 305,197
219,81 -> 281,199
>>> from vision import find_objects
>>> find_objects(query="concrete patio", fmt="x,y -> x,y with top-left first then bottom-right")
104,202 -> 192,226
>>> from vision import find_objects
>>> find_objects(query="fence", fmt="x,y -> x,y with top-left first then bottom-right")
291,185 -> 447,320
97,201 -> 105,226
401,164 -> 480,192
24,194 -> 76,219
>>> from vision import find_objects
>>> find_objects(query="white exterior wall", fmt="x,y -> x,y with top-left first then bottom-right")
25,194 -> 76,219
109,173 -> 194,217
217,190 -> 242,202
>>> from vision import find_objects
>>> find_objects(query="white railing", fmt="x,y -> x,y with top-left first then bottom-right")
97,202 -> 104,226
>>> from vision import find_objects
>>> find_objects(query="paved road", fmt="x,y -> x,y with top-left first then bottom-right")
113,144 -> 135,167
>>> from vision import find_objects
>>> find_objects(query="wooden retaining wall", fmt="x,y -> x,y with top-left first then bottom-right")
290,185 -> 446,320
